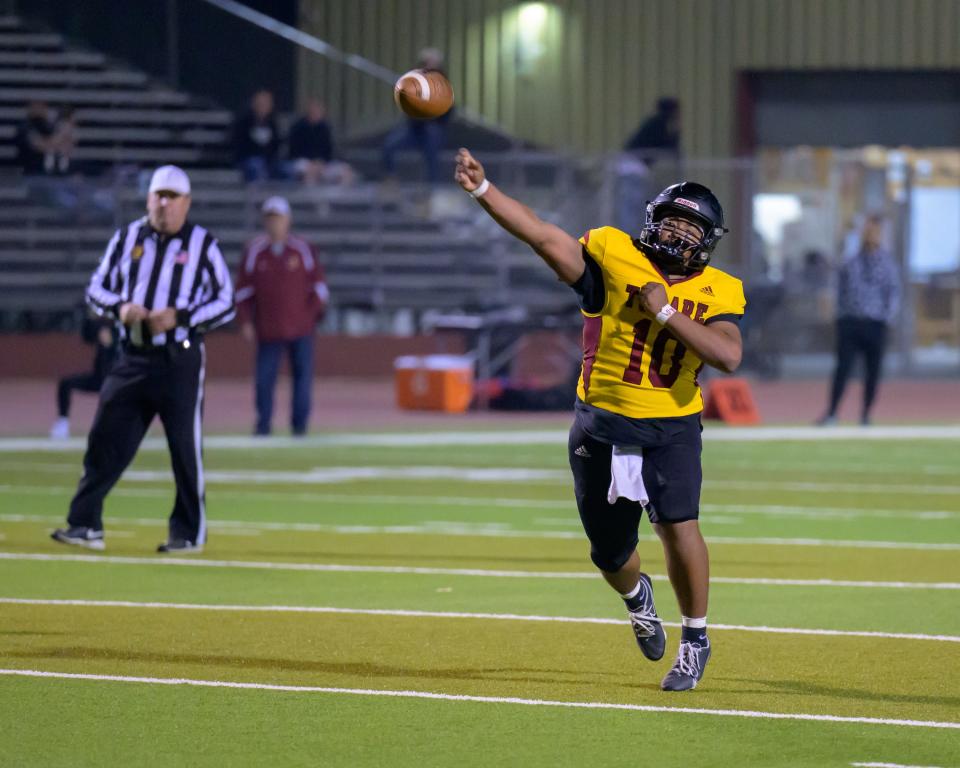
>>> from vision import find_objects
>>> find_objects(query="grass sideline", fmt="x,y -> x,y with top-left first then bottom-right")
1,433 -> 958,767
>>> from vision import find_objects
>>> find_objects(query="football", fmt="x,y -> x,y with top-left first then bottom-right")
393,69 -> 454,120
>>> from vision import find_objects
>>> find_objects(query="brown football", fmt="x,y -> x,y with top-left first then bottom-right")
393,69 -> 454,120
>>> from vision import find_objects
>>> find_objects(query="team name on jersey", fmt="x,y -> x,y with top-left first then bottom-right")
624,284 -> 711,323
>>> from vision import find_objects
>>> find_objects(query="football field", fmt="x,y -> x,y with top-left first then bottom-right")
1,429 -> 958,767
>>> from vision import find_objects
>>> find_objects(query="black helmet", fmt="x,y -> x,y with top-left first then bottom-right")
635,181 -> 728,274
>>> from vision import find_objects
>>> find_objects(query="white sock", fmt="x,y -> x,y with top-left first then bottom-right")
681,616 -> 707,629
620,581 -> 643,601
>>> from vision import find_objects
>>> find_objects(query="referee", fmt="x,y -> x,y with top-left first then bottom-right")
51,165 -> 235,553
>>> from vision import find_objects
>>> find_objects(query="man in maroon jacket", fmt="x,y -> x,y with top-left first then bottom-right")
236,196 -> 328,435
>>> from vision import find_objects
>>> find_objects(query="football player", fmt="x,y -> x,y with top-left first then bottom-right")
455,148 -> 745,691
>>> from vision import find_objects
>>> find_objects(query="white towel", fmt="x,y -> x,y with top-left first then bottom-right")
607,446 -> 649,506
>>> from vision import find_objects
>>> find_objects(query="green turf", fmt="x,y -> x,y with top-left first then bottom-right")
1,435 -> 958,766
4,677 -> 955,768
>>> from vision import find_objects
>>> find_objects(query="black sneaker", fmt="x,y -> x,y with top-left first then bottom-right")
51,526 -> 105,551
157,538 -> 203,554
627,572 -> 666,661
661,640 -> 711,691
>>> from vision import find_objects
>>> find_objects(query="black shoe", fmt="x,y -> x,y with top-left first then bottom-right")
661,640 -> 711,691
157,538 -> 203,554
51,526 -> 105,551
627,572 -> 666,661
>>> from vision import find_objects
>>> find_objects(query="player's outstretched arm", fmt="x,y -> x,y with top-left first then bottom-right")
455,148 -> 583,284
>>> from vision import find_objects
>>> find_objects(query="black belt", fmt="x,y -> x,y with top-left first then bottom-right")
121,336 -> 198,357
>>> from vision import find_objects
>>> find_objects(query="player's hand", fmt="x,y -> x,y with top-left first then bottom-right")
146,307 -> 177,335
454,148 -> 485,192
119,303 -> 149,325
96,326 -> 113,347
241,322 -> 255,343
639,282 -> 670,315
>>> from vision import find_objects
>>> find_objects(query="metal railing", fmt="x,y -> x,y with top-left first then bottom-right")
2,147 -> 958,376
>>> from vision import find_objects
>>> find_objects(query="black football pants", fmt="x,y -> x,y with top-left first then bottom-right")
68,342 -> 207,544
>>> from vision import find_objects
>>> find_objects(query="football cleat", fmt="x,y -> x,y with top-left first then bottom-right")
627,572 -> 666,661
51,526 -> 105,550
157,538 -> 203,554
661,640 -> 711,691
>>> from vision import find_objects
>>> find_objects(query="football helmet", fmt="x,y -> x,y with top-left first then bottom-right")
635,182 -> 728,274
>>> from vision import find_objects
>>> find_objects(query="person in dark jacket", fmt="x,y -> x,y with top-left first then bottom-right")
625,97 -> 681,160
288,99 -> 354,185
16,100 -> 54,175
234,89 -> 282,182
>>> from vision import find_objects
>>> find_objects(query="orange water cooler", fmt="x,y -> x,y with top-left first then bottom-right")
394,355 -> 475,413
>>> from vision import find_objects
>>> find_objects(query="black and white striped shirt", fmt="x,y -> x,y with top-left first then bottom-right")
87,217 -> 235,346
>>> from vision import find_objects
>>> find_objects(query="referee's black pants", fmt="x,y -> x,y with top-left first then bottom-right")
68,341 -> 207,544
827,317 -> 887,419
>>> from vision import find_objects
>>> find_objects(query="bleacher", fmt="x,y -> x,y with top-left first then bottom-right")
0,170 -> 573,330
0,14 -> 231,167
0,14 -> 576,331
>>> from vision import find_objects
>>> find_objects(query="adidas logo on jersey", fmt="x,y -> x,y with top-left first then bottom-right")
700,285 -> 715,296
574,445 -> 592,458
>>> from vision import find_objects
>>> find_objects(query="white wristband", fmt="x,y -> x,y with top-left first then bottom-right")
655,304 -> 677,325
468,178 -> 490,199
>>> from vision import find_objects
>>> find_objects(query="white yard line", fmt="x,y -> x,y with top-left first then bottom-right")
6,462 -> 960,493
2,424 -> 959,453
0,598 -> 957,644
0,668 -> 956,729
2,513 -> 958,550
4,484 -> 958,521
851,763 -> 945,767
705,480 -> 960,496
701,535 -> 960,551
1,553 -> 957,591
122,466 -> 569,485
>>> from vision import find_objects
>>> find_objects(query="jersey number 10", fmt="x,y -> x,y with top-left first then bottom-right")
622,318 -> 688,388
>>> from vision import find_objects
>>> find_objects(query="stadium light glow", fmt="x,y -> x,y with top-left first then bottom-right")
517,3 -> 550,73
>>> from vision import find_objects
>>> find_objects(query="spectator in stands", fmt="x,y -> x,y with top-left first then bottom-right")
16,100 -> 55,175
288,98 -> 354,185
624,97 -> 681,161
50,314 -> 118,439
236,196 -> 329,436
234,89 -> 282,182
616,98 -> 680,231
49,105 -> 78,174
817,215 -> 901,426
382,47 -> 450,184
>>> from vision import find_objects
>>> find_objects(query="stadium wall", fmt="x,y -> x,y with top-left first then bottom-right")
297,0 -> 960,154
0,334 -> 465,378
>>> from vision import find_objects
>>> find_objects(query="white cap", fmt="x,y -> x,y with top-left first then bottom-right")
148,165 -> 191,196
261,196 -> 291,216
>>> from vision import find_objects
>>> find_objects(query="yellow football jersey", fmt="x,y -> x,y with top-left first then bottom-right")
575,226 -> 746,419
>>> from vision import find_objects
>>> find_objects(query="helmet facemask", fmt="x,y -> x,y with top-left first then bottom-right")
638,208 -> 723,275
634,182 -> 728,276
